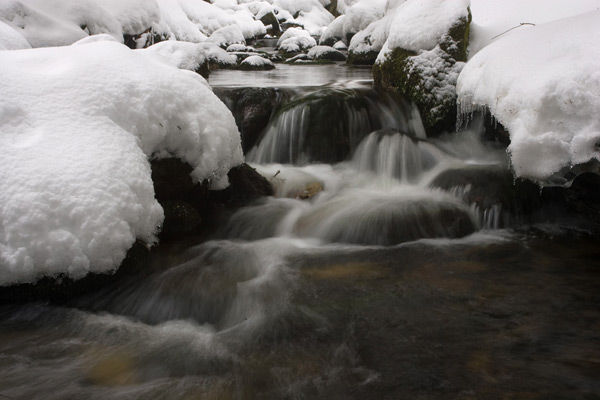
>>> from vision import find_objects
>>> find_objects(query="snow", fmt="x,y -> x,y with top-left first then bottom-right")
457,11 -> 600,183
241,55 -> 275,67
95,0 -> 160,36
0,20 -> 31,50
277,27 -> 317,52
468,0 -> 600,57
142,41 -> 208,78
0,41 -> 243,284
342,0 -> 387,37
207,24 -> 246,48
0,0 -> 123,47
385,0 -> 470,53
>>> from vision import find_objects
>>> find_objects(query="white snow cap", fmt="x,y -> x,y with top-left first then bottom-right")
0,41 -> 243,284
457,11 -> 600,183
242,55 -> 275,67
386,0 -> 470,53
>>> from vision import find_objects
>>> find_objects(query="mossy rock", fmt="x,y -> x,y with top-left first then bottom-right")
347,50 -> 379,66
373,11 -> 471,136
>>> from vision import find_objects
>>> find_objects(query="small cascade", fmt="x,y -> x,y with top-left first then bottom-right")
247,85 -> 426,165
351,130 -> 447,183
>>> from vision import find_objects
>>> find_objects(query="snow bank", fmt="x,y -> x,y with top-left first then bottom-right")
0,41 -> 243,284
457,11 -> 600,183
468,0 -> 600,57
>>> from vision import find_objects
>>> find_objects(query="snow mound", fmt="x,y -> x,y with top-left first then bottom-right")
0,41 -> 243,284
277,27 -> 317,52
457,11 -> 600,183
207,24 -> 246,48
386,0 -> 470,53
142,41 -> 209,77
0,20 -> 31,50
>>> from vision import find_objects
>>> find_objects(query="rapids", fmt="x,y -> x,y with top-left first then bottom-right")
1,63 -> 599,400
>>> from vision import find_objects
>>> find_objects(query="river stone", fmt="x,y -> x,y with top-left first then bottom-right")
295,196 -> 477,246
210,163 -> 274,207
373,10 -> 471,136
260,12 -> 281,36
429,164 -> 544,217
262,88 -> 373,163
215,87 -> 278,152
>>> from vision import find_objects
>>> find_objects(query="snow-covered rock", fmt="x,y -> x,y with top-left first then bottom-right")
373,0 -> 471,135
240,55 -> 276,70
0,41 -> 243,285
277,27 -> 317,53
307,45 -> 346,61
457,11 -> 600,184
321,0 -> 386,46
207,24 -> 246,48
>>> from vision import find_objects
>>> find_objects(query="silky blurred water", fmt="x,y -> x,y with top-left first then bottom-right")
1,65 -> 599,400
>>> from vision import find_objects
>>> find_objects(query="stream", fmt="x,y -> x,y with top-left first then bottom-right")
1,63 -> 599,400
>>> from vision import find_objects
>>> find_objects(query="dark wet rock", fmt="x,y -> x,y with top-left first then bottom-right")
346,50 -> 379,66
123,27 -> 164,49
260,12 -> 281,36
0,241 -> 150,304
213,87 -> 279,152
250,87 -> 414,164
151,158 -> 194,202
160,200 -> 202,239
308,46 -> 346,61
210,163 -> 274,208
430,164 -> 544,216
373,11 -> 471,136
562,172 -> 600,227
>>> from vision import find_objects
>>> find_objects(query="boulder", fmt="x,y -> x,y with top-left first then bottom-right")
260,12 -> 281,36
213,87 -> 279,152
373,11 -> 471,136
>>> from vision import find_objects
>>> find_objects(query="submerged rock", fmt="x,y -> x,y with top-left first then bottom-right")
294,190 -> 477,245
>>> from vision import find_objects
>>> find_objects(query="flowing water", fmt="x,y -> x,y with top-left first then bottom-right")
1,64 -> 599,400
